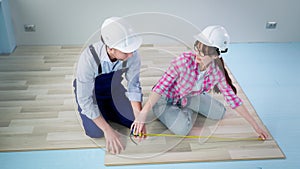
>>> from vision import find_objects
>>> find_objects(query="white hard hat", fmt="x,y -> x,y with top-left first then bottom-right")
101,17 -> 142,53
194,25 -> 230,51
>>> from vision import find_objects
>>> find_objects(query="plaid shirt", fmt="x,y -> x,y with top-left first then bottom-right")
152,52 -> 242,109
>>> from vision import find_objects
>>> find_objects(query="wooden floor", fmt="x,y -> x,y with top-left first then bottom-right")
0,45 -> 284,165
0,45 -> 98,151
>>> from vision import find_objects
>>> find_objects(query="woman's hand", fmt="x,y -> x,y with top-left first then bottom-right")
131,112 -> 148,139
253,126 -> 269,141
130,92 -> 161,140
235,105 -> 269,141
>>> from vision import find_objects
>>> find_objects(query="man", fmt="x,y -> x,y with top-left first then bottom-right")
74,17 -> 144,154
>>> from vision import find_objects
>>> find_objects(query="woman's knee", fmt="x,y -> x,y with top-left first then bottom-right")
161,108 -> 194,136
169,122 -> 192,136
206,103 -> 226,120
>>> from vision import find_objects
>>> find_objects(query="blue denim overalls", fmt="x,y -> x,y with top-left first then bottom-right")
73,45 -> 134,138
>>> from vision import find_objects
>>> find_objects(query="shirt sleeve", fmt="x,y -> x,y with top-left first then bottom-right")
152,58 -> 179,97
216,67 -> 242,109
76,47 -> 101,119
125,51 -> 143,102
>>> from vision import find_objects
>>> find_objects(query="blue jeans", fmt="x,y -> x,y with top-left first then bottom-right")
152,92 -> 226,135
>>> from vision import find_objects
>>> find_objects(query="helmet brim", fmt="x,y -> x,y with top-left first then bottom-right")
114,36 -> 142,53
193,33 -> 213,47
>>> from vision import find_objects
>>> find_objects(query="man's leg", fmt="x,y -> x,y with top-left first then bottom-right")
73,79 -> 105,138
111,93 -> 135,128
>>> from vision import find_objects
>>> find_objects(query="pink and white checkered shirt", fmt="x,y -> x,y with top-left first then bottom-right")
152,52 -> 242,109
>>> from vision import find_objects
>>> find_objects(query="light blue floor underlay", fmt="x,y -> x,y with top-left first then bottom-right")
1,42 -> 300,169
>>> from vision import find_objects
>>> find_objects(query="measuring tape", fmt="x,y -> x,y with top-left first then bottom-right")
129,131 -> 264,145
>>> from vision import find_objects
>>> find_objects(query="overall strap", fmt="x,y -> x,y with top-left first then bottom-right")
89,45 -> 102,74
122,60 -> 127,69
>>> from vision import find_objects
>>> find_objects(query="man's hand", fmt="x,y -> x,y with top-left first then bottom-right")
92,116 -> 126,154
103,126 -> 125,154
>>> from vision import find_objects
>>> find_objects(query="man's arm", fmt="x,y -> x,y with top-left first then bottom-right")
76,47 -> 101,119
131,101 -> 142,118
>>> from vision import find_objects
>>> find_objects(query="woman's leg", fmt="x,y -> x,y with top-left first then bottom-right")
187,92 -> 226,120
152,97 -> 196,136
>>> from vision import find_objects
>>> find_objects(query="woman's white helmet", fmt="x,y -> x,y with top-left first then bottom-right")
101,17 -> 142,53
194,25 -> 230,52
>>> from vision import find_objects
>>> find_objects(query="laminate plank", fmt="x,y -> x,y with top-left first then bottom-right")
0,111 -> 59,120
0,55 -> 45,60
44,58 -> 78,63
32,124 -> 82,134
0,80 -> 28,90
0,91 -> 36,101
25,77 -> 70,85
0,122 -> 10,127
229,147 -> 284,160
28,83 -> 73,90
0,126 -> 34,135
20,104 -> 75,113
36,94 -> 73,100
212,125 -> 255,134
46,131 -> 90,141
0,60 -> 45,64
47,89 -> 73,94
0,107 -> 22,114
0,65 -> 51,71
9,118 -> 79,127
0,100 -> 62,107
0,133 -> 48,151
105,149 -> 231,166
0,70 -> 73,76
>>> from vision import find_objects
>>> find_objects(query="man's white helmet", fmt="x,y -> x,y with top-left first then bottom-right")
101,17 -> 142,53
194,25 -> 230,51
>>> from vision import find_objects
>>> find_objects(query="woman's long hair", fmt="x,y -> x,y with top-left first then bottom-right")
194,41 -> 237,94
214,57 -> 237,94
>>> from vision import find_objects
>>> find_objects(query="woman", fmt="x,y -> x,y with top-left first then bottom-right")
131,25 -> 268,140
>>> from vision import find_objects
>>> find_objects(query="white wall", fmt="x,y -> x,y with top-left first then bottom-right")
0,0 -> 16,53
9,0 -> 300,45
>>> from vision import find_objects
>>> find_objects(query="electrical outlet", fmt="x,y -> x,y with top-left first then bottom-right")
266,22 -> 277,29
24,24 -> 36,32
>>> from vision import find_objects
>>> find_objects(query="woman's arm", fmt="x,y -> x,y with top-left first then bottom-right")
215,64 -> 268,140
235,104 -> 269,140
131,92 -> 161,136
131,55 -> 183,137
